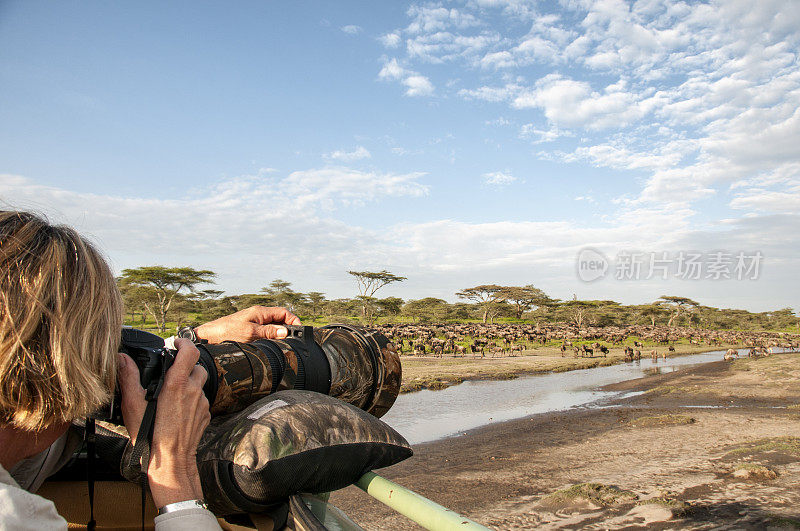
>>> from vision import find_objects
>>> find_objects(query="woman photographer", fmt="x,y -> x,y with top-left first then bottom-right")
0,211 -> 299,529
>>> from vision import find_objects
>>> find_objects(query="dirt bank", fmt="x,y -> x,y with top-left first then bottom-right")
331,352 -> 800,529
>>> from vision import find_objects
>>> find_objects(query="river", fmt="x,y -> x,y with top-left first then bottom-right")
382,348 -> 766,445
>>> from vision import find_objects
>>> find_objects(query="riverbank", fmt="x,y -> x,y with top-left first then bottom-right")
399,343 -> 736,393
332,351 -> 800,529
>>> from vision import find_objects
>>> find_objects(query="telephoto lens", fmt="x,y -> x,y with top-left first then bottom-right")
118,324 -> 401,419
207,325 -> 401,418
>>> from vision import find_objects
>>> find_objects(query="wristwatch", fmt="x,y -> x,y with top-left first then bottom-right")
157,499 -> 209,515
177,326 -> 207,344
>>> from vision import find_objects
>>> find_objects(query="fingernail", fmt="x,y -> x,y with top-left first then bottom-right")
276,326 -> 288,339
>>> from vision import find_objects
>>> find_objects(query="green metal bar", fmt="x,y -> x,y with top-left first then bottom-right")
355,472 -> 490,531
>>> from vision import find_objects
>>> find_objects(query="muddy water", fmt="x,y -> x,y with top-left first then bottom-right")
383,349 -> 765,444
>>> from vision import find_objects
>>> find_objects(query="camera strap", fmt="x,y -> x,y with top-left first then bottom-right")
85,417 -> 97,531
122,352 -> 174,531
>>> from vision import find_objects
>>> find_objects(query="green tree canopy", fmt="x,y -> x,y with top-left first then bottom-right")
376,296 -> 404,317
657,296 -> 700,327
261,279 -> 304,312
455,284 -> 506,323
637,303 -> 666,327
118,266 -> 216,332
305,291 -> 327,317
402,297 -> 449,323
499,285 -> 550,319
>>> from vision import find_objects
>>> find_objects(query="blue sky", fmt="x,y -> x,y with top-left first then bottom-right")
1,1 -> 799,312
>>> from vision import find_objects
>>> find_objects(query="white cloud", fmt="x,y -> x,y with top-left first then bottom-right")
561,140 -> 690,171
730,188 -> 800,213
519,123 -> 570,143
378,58 -> 435,97
486,117 -> 511,126
574,195 -> 596,203
512,74 -> 647,130
378,58 -> 407,81
391,146 -> 422,156
458,83 -> 520,102
403,75 -> 434,97
480,51 -> 516,69
380,32 -> 402,48
326,145 -> 372,162
281,167 -> 429,208
340,25 -> 362,35
482,171 -> 516,185
405,5 -> 481,35
406,31 -> 500,64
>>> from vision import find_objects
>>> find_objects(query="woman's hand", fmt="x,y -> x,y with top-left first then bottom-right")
118,338 -> 210,507
194,305 -> 301,343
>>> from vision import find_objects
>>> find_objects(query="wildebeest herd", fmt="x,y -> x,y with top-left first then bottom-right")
375,323 -> 800,359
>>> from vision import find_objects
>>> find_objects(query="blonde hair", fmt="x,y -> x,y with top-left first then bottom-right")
0,211 -> 122,430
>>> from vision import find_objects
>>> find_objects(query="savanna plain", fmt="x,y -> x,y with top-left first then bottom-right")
332,332 -> 800,530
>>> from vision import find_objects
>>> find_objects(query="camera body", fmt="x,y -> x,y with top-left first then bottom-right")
99,328 -> 217,424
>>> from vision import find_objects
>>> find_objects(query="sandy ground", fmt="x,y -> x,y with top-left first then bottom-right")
331,352 -> 800,529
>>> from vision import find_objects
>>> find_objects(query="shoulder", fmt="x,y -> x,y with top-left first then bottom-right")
0,466 -> 66,531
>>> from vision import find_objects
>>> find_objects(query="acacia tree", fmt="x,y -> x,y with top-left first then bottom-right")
117,278 -> 156,326
562,298 -> 600,328
348,270 -> 407,320
499,285 -> 549,319
261,279 -> 304,312
376,297 -> 404,319
326,298 -> 359,320
305,292 -> 327,317
402,297 -> 449,323
118,266 -> 216,332
638,303 -> 666,327
186,289 -> 225,323
657,296 -> 700,327
455,284 -> 506,323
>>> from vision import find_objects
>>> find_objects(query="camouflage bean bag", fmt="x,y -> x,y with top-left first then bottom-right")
197,390 -> 412,515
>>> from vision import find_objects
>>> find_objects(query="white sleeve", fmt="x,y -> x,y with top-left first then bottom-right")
154,507 -> 222,530
0,466 -> 67,530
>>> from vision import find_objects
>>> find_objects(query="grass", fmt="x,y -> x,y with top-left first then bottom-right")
637,496 -> 692,516
645,385 -> 687,395
545,483 -> 638,506
726,436 -> 800,457
732,463 -> 778,481
401,375 -> 464,393
629,414 -> 696,427
769,516 -> 800,529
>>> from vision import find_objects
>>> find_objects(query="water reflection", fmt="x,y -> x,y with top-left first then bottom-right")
383,349 -> 765,444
